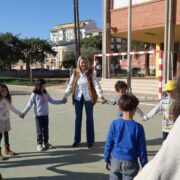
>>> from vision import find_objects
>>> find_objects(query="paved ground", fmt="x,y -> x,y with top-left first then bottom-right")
0,85 -> 163,180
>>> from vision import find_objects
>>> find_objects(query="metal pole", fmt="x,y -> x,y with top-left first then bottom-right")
76,0 -> 81,57
164,0 -> 169,83
107,56 -> 110,78
167,0 -> 171,80
102,0 -> 109,79
158,51 -> 163,100
171,52 -> 174,79
74,0 -> 78,62
167,0 -> 175,80
127,0 -> 132,93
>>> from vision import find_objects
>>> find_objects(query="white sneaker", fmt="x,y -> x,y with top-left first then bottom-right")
43,143 -> 53,150
37,144 -> 43,151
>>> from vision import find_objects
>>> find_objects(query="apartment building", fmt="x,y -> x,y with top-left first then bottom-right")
50,20 -> 100,43
50,20 -> 101,69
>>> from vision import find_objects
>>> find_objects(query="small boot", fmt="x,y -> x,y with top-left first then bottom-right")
0,147 -> 4,161
4,144 -> 15,156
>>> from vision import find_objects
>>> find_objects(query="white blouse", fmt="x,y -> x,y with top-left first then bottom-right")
63,71 -> 103,101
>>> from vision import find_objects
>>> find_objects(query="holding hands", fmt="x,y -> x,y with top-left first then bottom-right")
141,116 -> 147,121
100,96 -> 107,104
19,113 -> 25,119
61,98 -> 67,104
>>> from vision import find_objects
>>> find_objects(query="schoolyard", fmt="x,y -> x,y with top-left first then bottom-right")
0,85 -> 162,180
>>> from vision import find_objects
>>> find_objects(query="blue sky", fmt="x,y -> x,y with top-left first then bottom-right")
0,0 -> 102,40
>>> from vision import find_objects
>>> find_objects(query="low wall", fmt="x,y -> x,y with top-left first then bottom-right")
100,77 -> 164,100
0,70 -> 69,78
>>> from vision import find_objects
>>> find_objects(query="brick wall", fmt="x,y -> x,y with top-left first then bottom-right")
111,0 -> 165,32
120,54 -> 156,70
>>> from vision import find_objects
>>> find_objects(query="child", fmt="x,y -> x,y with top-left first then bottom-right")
21,79 -> 66,151
142,80 -> 176,140
104,94 -> 148,180
0,84 -> 22,160
163,102 -> 175,133
107,80 -> 144,118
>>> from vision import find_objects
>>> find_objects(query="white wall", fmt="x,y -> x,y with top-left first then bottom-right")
113,0 -> 152,9
50,20 -> 99,43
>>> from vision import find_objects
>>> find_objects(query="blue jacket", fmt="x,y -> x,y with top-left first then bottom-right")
104,119 -> 148,167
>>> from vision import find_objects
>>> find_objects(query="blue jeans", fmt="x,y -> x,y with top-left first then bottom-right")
74,96 -> 94,145
35,115 -> 49,145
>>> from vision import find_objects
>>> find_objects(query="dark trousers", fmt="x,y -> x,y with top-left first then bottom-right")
74,96 -> 94,145
35,115 -> 49,145
0,131 -> 9,146
163,131 -> 169,140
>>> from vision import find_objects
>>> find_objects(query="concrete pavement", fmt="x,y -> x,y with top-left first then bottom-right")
0,85 -> 163,180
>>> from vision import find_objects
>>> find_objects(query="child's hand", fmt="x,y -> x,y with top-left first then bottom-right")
61,98 -> 67,104
105,162 -> 111,171
20,113 -> 25,119
141,117 -> 146,121
107,99 -> 116,105
100,97 -> 107,104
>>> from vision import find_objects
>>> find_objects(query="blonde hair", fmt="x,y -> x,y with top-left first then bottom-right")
76,56 -> 89,72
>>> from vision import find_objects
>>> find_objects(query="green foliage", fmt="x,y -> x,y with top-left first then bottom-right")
21,38 -> 56,64
19,38 -> 56,80
62,51 -> 76,68
81,34 -> 102,50
0,32 -> 23,69
80,34 -> 102,66
0,77 -> 34,85
81,47 -> 101,66
0,32 -> 56,73
0,77 -> 66,86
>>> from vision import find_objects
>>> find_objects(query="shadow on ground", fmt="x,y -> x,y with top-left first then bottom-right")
10,90 -> 31,96
146,138 -> 163,146
5,171 -> 108,180
147,150 -> 158,157
1,141 -> 108,180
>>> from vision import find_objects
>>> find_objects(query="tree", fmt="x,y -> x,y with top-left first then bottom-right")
21,38 -> 56,76
80,34 -> 102,66
0,32 -> 23,70
81,47 -> 101,66
0,40 -> 7,69
81,34 -> 102,50
62,51 -> 76,68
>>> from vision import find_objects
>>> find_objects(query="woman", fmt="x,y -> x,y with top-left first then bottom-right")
62,56 -> 106,148
134,75 -> 180,179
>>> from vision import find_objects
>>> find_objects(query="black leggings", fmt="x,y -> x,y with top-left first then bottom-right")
0,131 -> 9,146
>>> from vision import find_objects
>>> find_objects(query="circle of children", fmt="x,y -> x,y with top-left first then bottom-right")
0,58 -> 177,180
